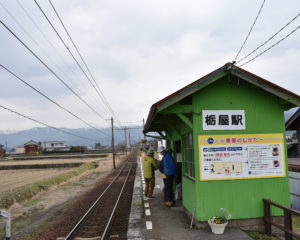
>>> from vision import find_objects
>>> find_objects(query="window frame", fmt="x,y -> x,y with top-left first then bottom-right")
182,132 -> 195,179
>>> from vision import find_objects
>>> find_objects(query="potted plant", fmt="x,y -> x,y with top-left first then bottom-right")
208,208 -> 230,234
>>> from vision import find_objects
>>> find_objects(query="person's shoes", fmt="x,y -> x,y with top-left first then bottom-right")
148,196 -> 155,199
165,201 -> 174,207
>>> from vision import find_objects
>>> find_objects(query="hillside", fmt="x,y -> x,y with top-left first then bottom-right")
0,126 -> 143,149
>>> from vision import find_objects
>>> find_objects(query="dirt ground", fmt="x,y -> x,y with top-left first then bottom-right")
0,154 -> 125,240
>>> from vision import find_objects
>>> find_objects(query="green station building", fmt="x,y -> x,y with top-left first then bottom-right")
143,63 -> 300,222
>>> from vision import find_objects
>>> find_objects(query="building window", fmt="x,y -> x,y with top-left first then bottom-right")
183,133 -> 195,178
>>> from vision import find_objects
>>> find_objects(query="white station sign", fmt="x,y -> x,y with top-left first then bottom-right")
202,110 -> 246,130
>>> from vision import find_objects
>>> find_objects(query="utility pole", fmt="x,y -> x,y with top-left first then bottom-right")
124,127 -> 127,157
110,117 -> 116,169
129,132 -> 131,151
143,118 -> 145,139
115,126 -> 141,156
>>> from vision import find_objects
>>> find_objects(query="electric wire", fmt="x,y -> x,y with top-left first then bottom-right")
233,0 -> 266,62
0,64 -> 110,137
237,12 -> 300,64
0,104 -> 98,142
34,0 -> 116,123
239,24 -> 300,67
48,0 -> 122,127
0,20 -> 107,121
1,1 -> 98,111
14,0 -> 109,114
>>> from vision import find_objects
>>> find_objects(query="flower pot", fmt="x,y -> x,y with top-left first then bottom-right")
208,220 -> 228,234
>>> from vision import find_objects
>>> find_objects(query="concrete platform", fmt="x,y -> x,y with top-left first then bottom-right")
128,156 -> 253,240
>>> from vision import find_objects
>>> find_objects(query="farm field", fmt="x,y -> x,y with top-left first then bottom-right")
0,154 -> 124,194
0,168 -> 73,193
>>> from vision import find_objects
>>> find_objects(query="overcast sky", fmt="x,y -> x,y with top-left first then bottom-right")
0,0 -> 299,137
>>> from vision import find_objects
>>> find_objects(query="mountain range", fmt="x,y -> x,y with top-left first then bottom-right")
0,126 -> 143,150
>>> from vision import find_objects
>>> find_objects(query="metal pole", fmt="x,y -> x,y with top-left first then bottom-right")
111,117 -> 116,169
0,210 -> 11,240
124,127 -> 127,157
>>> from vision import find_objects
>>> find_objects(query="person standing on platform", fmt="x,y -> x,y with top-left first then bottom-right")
143,148 -> 158,199
157,146 -> 177,207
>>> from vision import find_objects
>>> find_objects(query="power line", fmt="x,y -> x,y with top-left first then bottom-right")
233,0 -> 266,62
0,64 -> 110,137
0,20 -> 107,121
1,1 -> 97,111
0,104 -> 98,142
237,12 -> 300,64
34,0 -> 117,124
239,24 -> 300,67
14,0 -> 108,113
48,0 -> 122,126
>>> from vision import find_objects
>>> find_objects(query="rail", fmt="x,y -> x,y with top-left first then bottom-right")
263,198 -> 300,240
64,154 -> 135,240
101,162 -> 133,240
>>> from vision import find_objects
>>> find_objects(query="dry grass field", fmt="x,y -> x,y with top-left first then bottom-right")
0,153 -> 124,194
0,156 -> 110,166
0,168 -> 73,193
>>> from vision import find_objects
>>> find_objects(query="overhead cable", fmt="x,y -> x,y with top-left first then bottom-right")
0,20 -> 106,121
237,12 -> 300,64
48,0 -> 122,126
239,24 -> 300,67
1,1 -> 95,107
34,0 -> 118,124
0,104 -> 98,142
0,64 -> 110,137
233,0 -> 266,62
14,0 -> 106,112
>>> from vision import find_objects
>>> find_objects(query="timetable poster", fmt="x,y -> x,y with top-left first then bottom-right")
199,134 -> 286,181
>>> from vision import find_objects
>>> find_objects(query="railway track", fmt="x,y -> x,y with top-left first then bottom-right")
63,149 -> 138,240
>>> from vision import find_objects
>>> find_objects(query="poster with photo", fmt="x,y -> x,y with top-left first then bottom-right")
199,133 -> 286,181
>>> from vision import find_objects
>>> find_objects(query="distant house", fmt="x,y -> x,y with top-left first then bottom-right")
43,141 -> 68,152
0,144 -> 5,157
24,140 -> 40,155
15,146 -> 25,154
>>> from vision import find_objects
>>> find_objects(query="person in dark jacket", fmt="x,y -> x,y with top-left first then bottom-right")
157,146 -> 176,207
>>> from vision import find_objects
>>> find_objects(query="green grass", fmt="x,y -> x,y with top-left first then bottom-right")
245,216 -> 300,240
0,162 -> 97,209
293,215 -> 300,229
245,231 -> 279,240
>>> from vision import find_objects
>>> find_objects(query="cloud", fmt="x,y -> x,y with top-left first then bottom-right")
0,0 -> 299,137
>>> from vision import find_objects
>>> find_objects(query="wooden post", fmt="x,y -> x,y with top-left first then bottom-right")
284,209 -> 292,240
263,200 -> 272,235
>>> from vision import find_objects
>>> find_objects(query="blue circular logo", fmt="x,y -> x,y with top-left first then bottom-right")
207,138 -> 214,144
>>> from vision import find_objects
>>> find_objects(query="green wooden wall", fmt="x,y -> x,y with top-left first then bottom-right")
179,76 -> 291,221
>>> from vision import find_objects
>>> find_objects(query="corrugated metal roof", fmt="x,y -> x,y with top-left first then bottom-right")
286,108 -> 300,130
144,62 -> 300,133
